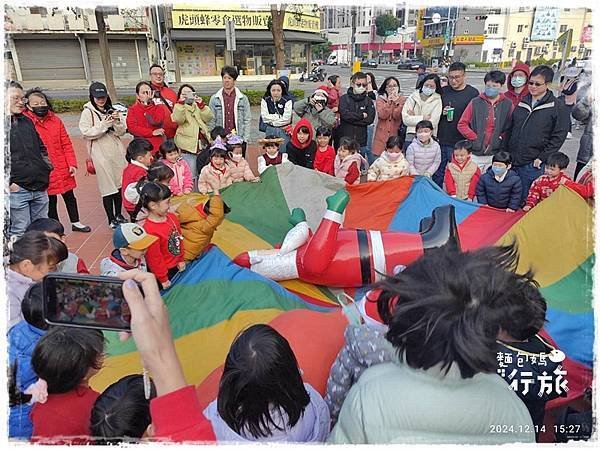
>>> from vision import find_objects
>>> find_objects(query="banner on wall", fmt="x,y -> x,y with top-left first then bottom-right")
530,7 -> 561,41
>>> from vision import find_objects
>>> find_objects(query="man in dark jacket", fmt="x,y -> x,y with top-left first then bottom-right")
336,71 -> 376,162
475,152 -> 522,211
7,81 -> 52,236
502,65 -> 569,204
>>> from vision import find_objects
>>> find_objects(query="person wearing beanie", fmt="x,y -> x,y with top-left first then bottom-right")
293,87 -> 336,137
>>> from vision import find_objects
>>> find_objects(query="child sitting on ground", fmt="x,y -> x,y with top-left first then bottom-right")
7,231 -> 68,328
257,136 -> 288,174
475,151 -> 522,212
443,140 -> 481,201
334,137 -> 368,185
405,120 -> 441,177
286,119 -> 317,169
198,138 -> 233,194
136,182 -> 185,289
8,283 -> 48,439
313,126 -> 336,175
159,140 -> 193,196
30,327 -> 105,444
367,136 -> 410,182
125,162 -> 176,223
197,126 -> 228,173
523,152 -> 571,211
26,218 -> 89,274
90,374 -> 156,444
226,133 -> 259,182
122,138 -> 154,221
100,223 -> 157,277
561,160 -> 594,200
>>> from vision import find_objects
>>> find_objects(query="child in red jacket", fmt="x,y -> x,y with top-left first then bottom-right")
523,152 -> 571,211
314,126 -> 336,175
444,140 -> 481,201
30,327 -> 104,444
122,139 -> 154,221
138,182 -> 185,289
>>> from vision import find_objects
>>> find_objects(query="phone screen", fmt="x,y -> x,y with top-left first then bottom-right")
44,274 -> 131,331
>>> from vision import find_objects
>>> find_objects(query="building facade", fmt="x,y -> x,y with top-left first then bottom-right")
5,6 -> 155,86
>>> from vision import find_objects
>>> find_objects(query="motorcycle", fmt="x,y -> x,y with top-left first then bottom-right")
300,67 -> 327,83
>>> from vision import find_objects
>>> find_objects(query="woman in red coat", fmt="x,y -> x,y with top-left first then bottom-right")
24,90 -> 90,232
126,81 -> 167,155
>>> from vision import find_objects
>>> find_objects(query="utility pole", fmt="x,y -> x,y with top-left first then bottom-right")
94,7 -> 117,100
350,6 -> 357,64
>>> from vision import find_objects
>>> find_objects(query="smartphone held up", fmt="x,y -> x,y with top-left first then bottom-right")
43,273 -> 134,332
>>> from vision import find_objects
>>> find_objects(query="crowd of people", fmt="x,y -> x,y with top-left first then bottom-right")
5,58 -> 594,444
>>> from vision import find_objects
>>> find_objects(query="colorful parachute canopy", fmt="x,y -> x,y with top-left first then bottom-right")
91,166 -> 593,406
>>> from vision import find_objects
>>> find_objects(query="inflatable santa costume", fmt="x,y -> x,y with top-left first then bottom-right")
233,190 -> 459,288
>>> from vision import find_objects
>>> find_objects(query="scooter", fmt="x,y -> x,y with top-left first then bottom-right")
300,67 -> 327,82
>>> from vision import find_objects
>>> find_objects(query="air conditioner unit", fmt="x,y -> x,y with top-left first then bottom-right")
510,41 -> 517,48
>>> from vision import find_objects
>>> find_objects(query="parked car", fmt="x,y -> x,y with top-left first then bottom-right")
362,59 -> 379,68
397,59 -> 425,70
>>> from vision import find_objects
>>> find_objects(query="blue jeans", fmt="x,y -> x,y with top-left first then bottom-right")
359,146 -> 375,167
181,152 -> 198,192
365,124 -> 376,164
265,125 -> 290,154
514,162 -> 545,206
432,144 -> 454,188
9,186 -> 49,237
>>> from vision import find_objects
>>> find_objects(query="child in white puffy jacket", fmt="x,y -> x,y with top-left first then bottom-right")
405,120 -> 441,177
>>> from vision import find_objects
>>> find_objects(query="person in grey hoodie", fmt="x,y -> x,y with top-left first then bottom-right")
203,324 -> 330,443
405,120 -> 441,177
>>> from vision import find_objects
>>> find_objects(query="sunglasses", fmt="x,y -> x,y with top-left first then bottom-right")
355,83 -> 368,87
528,81 -> 546,87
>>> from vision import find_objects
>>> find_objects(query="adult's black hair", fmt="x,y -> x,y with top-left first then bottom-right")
135,81 -> 152,95
415,120 -> 434,131
448,62 -> 466,73
351,71 -> 368,82
149,63 -> 165,74
327,74 -> 340,85
418,74 -> 443,95
176,83 -> 196,100
338,136 -> 360,152
21,282 -> 47,330
378,76 -> 401,96
385,135 -> 404,149
210,126 -> 228,142
493,151 -> 512,165
88,83 -> 113,113
377,244 -> 535,379
221,65 -> 239,80
365,72 -> 378,92
133,182 -> 172,221
26,218 -> 65,236
264,79 -> 288,99
126,138 -> 153,163
530,65 -> 554,83
32,327 -> 104,394
217,324 -> 310,439
315,126 -> 332,137
546,152 -> 570,169
484,70 -> 507,85
159,139 -> 179,159
90,374 -> 156,444
147,161 -> 175,183
454,140 -> 473,152
9,231 -> 68,266
498,281 -> 547,341
24,88 -> 55,112
8,80 -> 23,90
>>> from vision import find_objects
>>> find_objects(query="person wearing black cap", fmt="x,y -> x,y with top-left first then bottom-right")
415,64 -> 427,89
78,82 -> 128,228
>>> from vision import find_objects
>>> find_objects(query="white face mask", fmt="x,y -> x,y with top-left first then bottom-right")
231,154 -> 243,162
385,151 -> 402,161
354,85 -> 367,95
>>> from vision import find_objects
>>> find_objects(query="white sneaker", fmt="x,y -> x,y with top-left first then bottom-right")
566,132 -> 572,139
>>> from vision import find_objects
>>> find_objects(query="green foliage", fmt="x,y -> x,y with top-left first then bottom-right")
375,14 -> 400,38
312,41 -> 333,58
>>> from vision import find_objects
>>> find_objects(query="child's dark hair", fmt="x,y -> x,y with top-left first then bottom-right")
217,324 -> 310,439
22,282 -> 48,331
147,162 -> 175,183
210,126 -> 228,142
210,147 -> 229,160
546,152 -> 570,170
484,70 -> 507,85
315,126 -> 332,137
126,138 -> 153,163
297,125 -> 310,135
415,120 -> 434,132
26,218 -> 65,237
9,363 -> 31,407
385,136 -> 403,150
90,374 -> 156,444
133,182 -> 172,221
263,135 -> 280,148
159,139 -> 180,159
32,327 -> 104,394
338,137 -> 359,153
454,140 -> 473,152
227,143 -> 246,158
493,151 -> 512,165
9,231 -> 68,266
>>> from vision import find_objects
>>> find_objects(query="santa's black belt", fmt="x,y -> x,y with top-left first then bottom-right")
357,229 -> 371,285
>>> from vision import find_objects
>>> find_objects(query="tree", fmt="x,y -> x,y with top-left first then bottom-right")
94,7 -> 117,100
375,14 -> 400,58
269,4 -> 304,70
312,41 -> 332,60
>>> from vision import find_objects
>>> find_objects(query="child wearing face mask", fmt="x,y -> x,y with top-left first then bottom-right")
334,137 -> 368,185
226,133 -> 259,182
159,140 -> 193,196
313,126 -> 336,175
443,140 -> 481,201
286,119 -> 317,169
367,136 -> 410,182
257,136 -> 288,174
475,151 -> 522,212
405,120 -> 441,177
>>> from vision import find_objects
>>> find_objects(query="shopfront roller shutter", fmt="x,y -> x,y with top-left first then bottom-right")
86,39 -> 143,82
15,39 -> 85,81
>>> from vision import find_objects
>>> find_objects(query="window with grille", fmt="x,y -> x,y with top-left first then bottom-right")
487,24 -> 499,34
517,25 -> 524,32
560,25 -> 567,33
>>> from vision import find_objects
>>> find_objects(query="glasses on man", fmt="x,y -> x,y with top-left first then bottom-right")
355,83 -> 368,87
528,81 -> 546,87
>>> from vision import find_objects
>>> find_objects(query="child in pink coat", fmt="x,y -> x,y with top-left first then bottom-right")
225,133 -> 259,183
198,138 -> 233,194
159,140 -> 193,196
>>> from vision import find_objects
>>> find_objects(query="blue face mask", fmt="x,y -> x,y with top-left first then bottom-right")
485,86 -> 500,98
421,86 -> 435,96
492,166 -> 506,176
